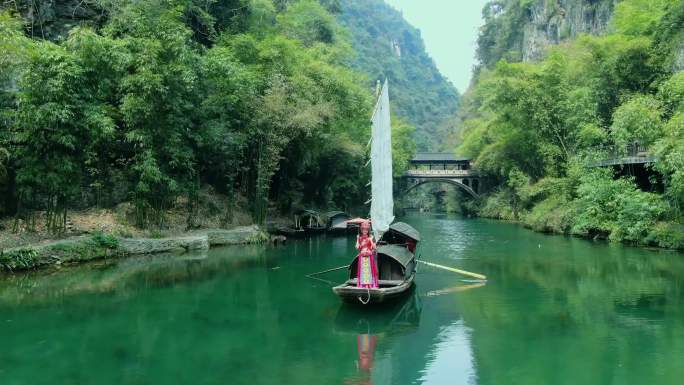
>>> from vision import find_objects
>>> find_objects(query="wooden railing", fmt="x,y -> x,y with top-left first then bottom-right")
586,143 -> 656,167
404,169 -> 477,177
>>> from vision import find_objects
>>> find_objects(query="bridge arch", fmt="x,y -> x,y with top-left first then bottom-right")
401,153 -> 481,199
402,178 -> 479,199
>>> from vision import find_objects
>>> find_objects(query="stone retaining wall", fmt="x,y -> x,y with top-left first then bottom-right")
1,226 -> 268,273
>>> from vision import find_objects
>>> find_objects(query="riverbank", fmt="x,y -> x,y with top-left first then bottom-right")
0,226 -> 269,273
473,191 -> 684,251
0,193 -> 281,273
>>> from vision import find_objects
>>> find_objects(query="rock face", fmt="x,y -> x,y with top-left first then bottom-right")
118,235 -> 210,255
206,226 -> 265,246
674,43 -> 684,72
119,226 -> 266,255
521,0 -> 615,62
11,0 -> 108,41
478,0 -> 616,66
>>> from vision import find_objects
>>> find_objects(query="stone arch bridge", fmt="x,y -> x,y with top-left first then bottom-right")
401,153 -> 480,198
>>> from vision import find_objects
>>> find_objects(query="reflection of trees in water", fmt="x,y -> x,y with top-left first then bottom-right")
455,245 -> 684,385
0,245 -> 267,305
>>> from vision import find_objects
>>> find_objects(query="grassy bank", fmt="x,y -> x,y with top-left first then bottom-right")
0,232 -> 123,272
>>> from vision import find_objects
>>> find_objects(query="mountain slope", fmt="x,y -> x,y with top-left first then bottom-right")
337,0 -> 460,151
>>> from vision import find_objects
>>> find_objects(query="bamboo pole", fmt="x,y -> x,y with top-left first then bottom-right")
306,265 -> 349,277
425,283 -> 486,297
418,260 -> 487,281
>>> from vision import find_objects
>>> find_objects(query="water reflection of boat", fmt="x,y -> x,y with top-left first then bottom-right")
337,292 -> 422,385
333,222 -> 420,304
334,289 -> 422,335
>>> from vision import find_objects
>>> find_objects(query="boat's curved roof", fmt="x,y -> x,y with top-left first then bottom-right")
326,211 -> 350,219
350,244 -> 414,269
377,244 -> 414,268
295,209 -> 321,217
388,222 -> 421,242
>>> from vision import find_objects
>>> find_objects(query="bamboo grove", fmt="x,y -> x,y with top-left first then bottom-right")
0,0 -> 417,230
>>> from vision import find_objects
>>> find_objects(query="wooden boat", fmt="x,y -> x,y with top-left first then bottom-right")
326,211 -> 354,235
333,222 -> 420,304
266,221 -> 307,239
333,80 -> 422,305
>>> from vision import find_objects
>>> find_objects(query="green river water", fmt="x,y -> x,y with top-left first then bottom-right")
1,213 -> 683,385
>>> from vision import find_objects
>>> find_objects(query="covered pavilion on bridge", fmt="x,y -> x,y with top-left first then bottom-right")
403,153 -> 480,197
409,153 -> 473,171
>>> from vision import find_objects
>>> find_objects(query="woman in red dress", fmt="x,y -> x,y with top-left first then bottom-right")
356,221 -> 379,288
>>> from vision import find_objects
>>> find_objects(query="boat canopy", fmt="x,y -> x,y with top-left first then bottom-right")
349,244 -> 414,271
294,209 -> 325,228
296,209 -> 320,217
327,211 -> 351,226
377,244 -> 414,268
326,211 -> 349,219
388,222 -> 421,242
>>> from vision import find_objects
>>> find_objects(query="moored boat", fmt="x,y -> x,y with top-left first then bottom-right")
326,211 -> 354,235
294,209 -> 327,235
276,226 -> 306,238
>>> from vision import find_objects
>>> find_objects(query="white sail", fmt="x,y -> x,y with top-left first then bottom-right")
370,79 -> 394,239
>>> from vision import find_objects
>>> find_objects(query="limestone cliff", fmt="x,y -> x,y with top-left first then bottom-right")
1,0 -> 108,41
520,0 -> 615,61
478,0 -> 616,67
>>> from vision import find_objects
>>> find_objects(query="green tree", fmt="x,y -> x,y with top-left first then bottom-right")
610,95 -> 664,149
573,169 -> 665,243
278,0 -> 338,46
654,113 -> 684,216
391,116 -> 416,178
107,2 -> 202,227
457,0 -> 684,248
0,0 -> 382,231
613,0 -> 671,36
14,42 -> 87,232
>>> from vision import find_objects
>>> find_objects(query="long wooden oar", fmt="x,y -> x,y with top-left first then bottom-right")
418,260 -> 487,281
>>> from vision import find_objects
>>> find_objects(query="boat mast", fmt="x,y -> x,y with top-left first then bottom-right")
369,79 -> 394,240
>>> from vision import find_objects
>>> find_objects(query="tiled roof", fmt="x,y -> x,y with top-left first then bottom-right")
411,152 -> 471,162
